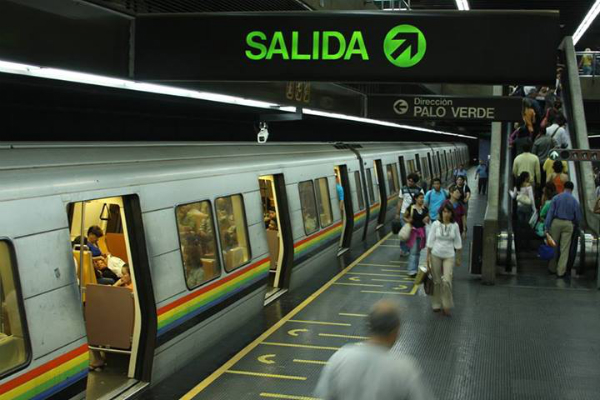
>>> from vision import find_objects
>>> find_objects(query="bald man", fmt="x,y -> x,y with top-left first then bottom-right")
314,300 -> 434,400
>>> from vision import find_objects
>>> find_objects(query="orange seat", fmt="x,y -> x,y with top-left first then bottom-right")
105,233 -> 129,263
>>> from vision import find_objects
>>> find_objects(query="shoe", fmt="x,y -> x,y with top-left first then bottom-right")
442,308 -> 451,316
432,308 -> 441,313
89,363 -> 105,372
408,273 -> 417,278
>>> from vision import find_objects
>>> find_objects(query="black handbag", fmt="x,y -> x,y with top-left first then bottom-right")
392,218 -> 402,234
423,273 -> 434,295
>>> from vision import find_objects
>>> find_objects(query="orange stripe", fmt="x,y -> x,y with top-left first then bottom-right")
294,221 -> 342,248
0,344 -> 88,395
158,258 -> 269,316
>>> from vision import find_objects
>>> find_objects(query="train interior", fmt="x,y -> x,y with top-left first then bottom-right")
333,166 -> 346,252
259,175 -> 286,300
68,197 -> 141,399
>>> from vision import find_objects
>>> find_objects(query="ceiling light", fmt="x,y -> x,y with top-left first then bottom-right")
455,0 -> 470,11
0,58 -> 475,139
589,134 -> 600,138
303,108 -> 477,139
574,0 -> 600,45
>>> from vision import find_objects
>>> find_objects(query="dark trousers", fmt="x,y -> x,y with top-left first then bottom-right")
478,178 -> 488,194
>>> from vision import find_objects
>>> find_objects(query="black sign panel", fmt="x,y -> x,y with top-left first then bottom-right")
368,95 -> 522,121
556,149 -> 600,162
135,11 -> 559,84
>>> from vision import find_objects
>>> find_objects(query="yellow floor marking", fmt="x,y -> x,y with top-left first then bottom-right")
259,393 -> 320,400
261,342 -> 340,351
381,269 -> 409,273
348,272 -> 406,277
181,232 -> 392,398
361,284 -> 419,296
225,370 -> 306,381
380,245 -> 400,248
348,276 -> 361,282
358,263 -> 403,267
257,354 -> 276,364
293,359 -> 328,365
287,328 -> 309,337
333,282 -> 384,287
390,260 -> 408,264
288,320 -> 351,326
318,333 -> 369,340
393,285 -> 409,290
371,278 -> 411,283
338,313 -> 367,317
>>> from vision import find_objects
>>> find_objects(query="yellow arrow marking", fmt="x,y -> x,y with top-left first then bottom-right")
258,354 -> 276,365
393,285 -> 409,290
288,328 -> 309,337
349,276 -> 361,282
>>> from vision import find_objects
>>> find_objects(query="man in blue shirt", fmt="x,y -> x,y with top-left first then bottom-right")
424,178 -> 448,221
545,181 -> 582,278
474,160 -> 489,195
453,164 -> 468,182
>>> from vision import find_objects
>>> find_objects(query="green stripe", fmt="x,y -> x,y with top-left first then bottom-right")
15,361 -> 87,400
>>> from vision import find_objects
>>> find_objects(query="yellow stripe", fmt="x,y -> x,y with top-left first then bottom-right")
338,313 -> 367,317
293,359 -> 328,365
261,342 -> 340,351
288,320 -> 351,327
159,263 -> 269,324
390,260 -> 407,264
260,393 -> 321,400
318,333 -> 368,340
225,370 -> 306,381
347,272 -> 407,277
180,232 -> 391,399
361,284 -> 419,296
4,353 -> 88,399
381,269 -> 409,273
371,279 -> 412,283
358,263 -> 404,267
333,282 -> 383,287
380,245 -> 400,248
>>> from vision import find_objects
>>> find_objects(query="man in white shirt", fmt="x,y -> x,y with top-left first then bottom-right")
314,300 -> 434,400
545,114 -> 569,149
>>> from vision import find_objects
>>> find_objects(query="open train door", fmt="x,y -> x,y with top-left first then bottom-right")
335,165 -> 354,253
374,160 -> 387,228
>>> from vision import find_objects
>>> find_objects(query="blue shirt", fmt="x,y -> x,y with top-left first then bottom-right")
454,169 -> 467,178
88,242 -> 102,257
475,165 -> 488,179
424,189 -> 448,220
336,184 -> 344,201
545,191 -> 582,229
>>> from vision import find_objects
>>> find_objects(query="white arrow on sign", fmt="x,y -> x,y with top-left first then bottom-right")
549,150 -> 560,160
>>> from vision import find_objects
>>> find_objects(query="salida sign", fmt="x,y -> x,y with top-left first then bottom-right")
135,11 -> 559,84
368,95 -> 523,122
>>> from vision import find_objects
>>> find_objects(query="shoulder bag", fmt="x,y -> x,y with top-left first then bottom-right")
398,220 -> 412,241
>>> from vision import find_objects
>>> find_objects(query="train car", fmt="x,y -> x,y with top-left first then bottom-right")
0,141 -> 468,400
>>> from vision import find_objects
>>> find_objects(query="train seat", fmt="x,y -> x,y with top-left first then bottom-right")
73,250 -> 98,300
201,258 -> 217,276
105,233 -> 129,263
224,247 -> 246,269
85,284 -> 134,350
0,334 -> 26,368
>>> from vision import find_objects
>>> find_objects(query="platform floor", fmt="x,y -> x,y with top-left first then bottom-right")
147,171 -> 600,400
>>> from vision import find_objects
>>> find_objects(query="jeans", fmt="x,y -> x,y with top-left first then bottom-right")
517,206 -> 532,225
582,65 -> 593,75
407,237 -> 422,275
478,178 -> 488,194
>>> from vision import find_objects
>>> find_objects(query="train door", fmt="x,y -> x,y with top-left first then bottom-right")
68,195 -> 155,399
427,152 -> 435,179
415,153 -> 422,175
398,156 -> 408,186
374,160 -> 387,227
436,152 -> 443,183
259,175 -> 293,301
335,165 -> 354,251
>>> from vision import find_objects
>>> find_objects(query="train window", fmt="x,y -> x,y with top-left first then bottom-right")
366,168 -> 377,203
298,181 -> 319,235
407,159 -> 416,174
176,200 -> 221,288
354,172 -> 365,210
315,178 -> 333,228
421,157 -> 429,180
386,164 -> 400,195
215,195 -> 251,273
0,240 -> 30,377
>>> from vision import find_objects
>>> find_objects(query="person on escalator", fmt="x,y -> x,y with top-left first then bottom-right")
548,160 -> 568,194
510,171 -> 536,225
546,114 -> 568,149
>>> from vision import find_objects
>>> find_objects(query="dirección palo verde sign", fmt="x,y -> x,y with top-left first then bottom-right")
245,24 -> 427,68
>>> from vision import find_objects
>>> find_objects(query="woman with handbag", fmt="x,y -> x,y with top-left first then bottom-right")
510,171 -> 536,224
404,192 -> 429,278
426,203 -> 462,316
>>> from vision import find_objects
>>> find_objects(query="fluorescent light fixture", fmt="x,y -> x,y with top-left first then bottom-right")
574,0 -> 600,45
589,134 -> 600,138
455,0 -> 470,11
303,108 -> 477,139
0,58 -> 473,139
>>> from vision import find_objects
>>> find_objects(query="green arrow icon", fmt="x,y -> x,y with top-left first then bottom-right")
384,25 -> 426,68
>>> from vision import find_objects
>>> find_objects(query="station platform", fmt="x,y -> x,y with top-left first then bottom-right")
147,171 -> 600,400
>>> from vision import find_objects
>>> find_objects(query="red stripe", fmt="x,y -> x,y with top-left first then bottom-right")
0,344 -> 88,395
354,209 -> 366,218
370,202 -> 380,209
158,257 -> 269,316
294,221 -> 342,248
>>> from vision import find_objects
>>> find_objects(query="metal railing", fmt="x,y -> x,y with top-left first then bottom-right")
575,51 -> 600,79
372,0 -> 411,11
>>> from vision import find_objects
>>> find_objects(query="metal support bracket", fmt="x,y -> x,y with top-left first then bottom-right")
259,108 -> 303,123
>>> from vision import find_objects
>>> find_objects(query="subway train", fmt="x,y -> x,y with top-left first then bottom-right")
0,141 -> 468,399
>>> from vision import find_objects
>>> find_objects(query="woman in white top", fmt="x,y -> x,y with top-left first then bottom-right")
510,171 -> 536,225
426,203 -> 462,316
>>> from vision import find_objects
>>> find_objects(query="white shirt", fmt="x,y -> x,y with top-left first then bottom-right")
546,123 -> 568,148
314,343 -> 434,400
427,221 -> 462,259
399,185 -> 424,214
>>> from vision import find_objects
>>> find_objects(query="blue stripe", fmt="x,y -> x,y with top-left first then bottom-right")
157,272 -> 268,337
30,370 -> 87,400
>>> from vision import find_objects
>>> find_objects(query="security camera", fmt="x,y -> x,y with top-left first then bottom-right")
257,122 -> 269,144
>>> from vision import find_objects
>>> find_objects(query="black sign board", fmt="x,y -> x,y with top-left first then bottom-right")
368,95 -> 522,121
135,11 -> 559,84
555,149 -> 600,162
